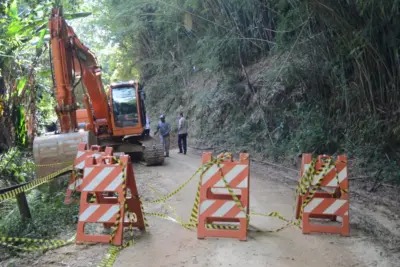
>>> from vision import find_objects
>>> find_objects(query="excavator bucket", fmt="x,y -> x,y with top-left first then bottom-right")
33,131 -> 97,178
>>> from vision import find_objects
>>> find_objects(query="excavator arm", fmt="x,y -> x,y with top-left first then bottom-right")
48,7 -> 78,133
49,7 -> 112,135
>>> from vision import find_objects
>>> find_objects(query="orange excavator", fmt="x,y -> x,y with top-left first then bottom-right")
33,7 -> 164,176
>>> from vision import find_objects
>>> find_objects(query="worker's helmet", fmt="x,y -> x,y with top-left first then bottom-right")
160,114 -> 165,119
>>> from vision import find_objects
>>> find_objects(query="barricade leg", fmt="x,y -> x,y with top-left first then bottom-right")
295,153 -> 313,219
124,163 -> 146,230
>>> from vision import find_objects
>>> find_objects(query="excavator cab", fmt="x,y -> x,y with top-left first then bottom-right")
109,81 -> 145,136
112,87 -> 139,127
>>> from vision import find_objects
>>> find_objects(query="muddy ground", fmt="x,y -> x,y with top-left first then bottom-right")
1,148 -> 399,267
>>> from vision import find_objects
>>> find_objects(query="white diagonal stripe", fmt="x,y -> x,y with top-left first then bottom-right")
304,198 -> 324,213
76,151 -> 85,158
235,207 -> 247,218
200,200 -> 215,215
98,205 -> 120,222
75,160 -> 85,169
323,199 -> 347,215
327,167 -> 347,187
79,205 -> 100,221
214,165 -> 247,187
312,166 -> 335,185
236,177 -> 248,188
104,172 -> 123,191
212,201 -> 235,217
68,178 -> 83,190
202,164 -> 224,185
83,167 -> 94,178
83,167 -> 114,191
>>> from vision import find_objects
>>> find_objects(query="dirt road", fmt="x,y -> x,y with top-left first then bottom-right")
115,150 -> 396,267
3,149 -> 398,267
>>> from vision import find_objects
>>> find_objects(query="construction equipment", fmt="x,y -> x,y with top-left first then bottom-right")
33,7 -> 164,177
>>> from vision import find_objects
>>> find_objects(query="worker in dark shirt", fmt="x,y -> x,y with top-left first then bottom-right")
154,114 -> 171,157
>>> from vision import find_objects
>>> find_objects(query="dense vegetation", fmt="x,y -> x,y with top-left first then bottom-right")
90,0 -> 400,182
0,0 -> 84,252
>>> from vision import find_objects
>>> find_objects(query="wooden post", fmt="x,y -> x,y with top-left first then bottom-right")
16,192 -> 31,220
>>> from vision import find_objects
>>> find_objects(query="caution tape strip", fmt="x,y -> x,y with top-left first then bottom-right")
218,163 -> 295,233
35,161 -> 73,167
296,158 -> 333,225
0,165 -> 73,202
0,235 -> 76,251
147,185 -> 183,226
145,156 -> 232,205
98,245 -> 120,267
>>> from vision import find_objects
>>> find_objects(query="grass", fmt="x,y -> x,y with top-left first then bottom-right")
0,177 -> 80,257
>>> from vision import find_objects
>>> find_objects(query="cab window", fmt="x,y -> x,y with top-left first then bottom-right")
112,86 -> 139,127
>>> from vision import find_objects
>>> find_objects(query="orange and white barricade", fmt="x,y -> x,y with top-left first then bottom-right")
295,154 -> 349,236
76,154 -> 146,245
197,152 -> 250,241
64,143 -> 113,204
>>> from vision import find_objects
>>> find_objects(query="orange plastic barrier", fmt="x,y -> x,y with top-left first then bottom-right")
64,143 -> 113,204
295,154 -> 349,236
76,154 -> 146,245
197,152 -> 250,241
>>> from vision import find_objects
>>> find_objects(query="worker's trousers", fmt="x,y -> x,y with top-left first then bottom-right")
178,133 -> 187,154
160,134 -> 170,156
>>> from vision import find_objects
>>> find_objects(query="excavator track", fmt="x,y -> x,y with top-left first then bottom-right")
138,136 -> 165,166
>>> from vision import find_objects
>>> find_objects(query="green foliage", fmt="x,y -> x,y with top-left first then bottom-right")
97,0 -> 280,81
0,189 -> 79,241
0,147 -> 34,186
13,105 -> 27,147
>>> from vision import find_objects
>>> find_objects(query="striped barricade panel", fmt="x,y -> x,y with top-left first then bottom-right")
76,154 -> 145,245
296,154 -> 350,236
200,200 -> 247,219
197,152 -> 250,241
79,204 -> 120,223
64,143 -> 112,205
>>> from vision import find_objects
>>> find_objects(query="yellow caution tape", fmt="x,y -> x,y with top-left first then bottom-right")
0,165 -> 73,202
145,156 -> 231,204
0,234 -> 75,251
217,162 -> 294,233
97,245 -> 120,267
188,179 -> 201,227
35,161 -> 73,167
296,158 -> 333,226
139,198 -> 149,230
147,185 -> 182,225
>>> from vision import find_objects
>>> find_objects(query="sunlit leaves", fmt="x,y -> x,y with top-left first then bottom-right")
64,12 -> 91,20
16,76 -> 26,96
8,0 -> 19,19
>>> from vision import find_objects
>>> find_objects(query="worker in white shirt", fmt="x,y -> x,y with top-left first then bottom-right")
144,115 -> 150,136
177,112 -> 188,155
